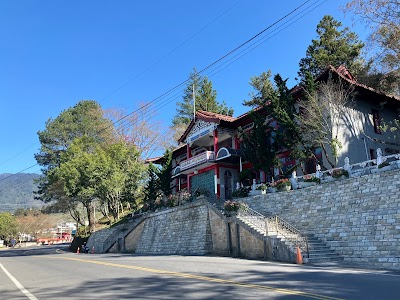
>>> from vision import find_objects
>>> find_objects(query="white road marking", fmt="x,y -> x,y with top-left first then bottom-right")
0,263 -> 38,300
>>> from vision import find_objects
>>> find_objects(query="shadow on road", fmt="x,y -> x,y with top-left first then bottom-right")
0,244 -> 70,257
28,258 -> 400,300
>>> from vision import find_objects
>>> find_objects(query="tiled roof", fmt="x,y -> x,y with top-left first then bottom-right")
178,110 -> 237,143
196,110 -> 237,123
319,65 -> 400,102
146,144 -> 186,164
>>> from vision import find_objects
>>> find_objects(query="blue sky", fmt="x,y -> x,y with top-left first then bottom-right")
0,0 -> 368,174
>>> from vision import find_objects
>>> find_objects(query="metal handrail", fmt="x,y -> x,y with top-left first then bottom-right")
237,205 -> 266,234
266,215 -> 309,256
237,205 -> 309,257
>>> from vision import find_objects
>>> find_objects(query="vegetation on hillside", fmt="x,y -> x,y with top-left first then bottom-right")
0,173 -> 42,212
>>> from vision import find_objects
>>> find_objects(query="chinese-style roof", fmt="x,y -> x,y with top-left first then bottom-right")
177,65 -> 400,144
145,144 -> 186,164
318,65 -> 400,103
196,110 -> 237,123
178,110 -> 237,143
145,156 -> 165,164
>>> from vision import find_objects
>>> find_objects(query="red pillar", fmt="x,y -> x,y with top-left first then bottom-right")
235,137 -> 240,149
186,144 -> 191,158
213,129 -> 218,154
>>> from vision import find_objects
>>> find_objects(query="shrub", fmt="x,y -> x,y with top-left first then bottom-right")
256,183 -> 269,191
303,175 -> 321,184
232,186 -> 250,198
378,161 -> 390,169
271,178 -> 290,189
224,200 -> 240,212
331,169 -> 349,178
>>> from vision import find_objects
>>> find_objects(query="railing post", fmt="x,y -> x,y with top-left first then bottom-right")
275,216 -> 278,235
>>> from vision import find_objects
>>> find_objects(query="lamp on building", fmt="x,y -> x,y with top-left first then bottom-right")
194,169 -> 198,174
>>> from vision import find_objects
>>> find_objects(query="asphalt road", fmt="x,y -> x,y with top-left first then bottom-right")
0,245 -> 399,299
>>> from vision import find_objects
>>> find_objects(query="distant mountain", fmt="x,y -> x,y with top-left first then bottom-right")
0,173 -> 44,212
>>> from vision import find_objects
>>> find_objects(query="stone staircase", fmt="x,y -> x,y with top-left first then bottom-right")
305,234 -> 343,264
102,215 -> 146,253
86,214 -> 146,253
236,206 -> 342,264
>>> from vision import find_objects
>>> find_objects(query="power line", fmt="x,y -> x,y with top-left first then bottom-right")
0,1 -> 242,173
101,0 -> 243,102
2,0 -> 325,193
98,0 -> 316,135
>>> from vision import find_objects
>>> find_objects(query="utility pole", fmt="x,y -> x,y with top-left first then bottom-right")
193,83 -> 196,120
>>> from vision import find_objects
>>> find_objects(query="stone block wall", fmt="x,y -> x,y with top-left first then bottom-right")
134,202 -> 212,255
208,208 -> 229,255
243,169 -> 400,269
122,221 -> 145,253
239,226 -> 264,259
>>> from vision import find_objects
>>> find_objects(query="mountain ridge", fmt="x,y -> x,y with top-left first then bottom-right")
0,173 -> 44,212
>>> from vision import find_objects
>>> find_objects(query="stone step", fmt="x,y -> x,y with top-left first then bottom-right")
308,251 -> 337,257
306,256 -> 344,263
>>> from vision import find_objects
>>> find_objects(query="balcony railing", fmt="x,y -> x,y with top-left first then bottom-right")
180,151 -> 215,171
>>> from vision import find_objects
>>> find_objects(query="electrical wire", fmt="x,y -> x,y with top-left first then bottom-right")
1,0 -> 325,196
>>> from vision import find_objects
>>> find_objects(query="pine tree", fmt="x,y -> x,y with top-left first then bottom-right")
298,15 -> 364,82
142,163 -> 161,211
157,149 -> 173,196
172,68 -> 234,127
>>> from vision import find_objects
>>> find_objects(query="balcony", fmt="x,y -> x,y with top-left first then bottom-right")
179,151 -> 215,174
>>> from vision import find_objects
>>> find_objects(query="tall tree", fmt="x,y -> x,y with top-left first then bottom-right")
35,100 -> 113,203
238,110 -> 278,179
54,137 -> 145,229
106,103 -> 175,160
95,141 -> 144,222
343,0 -> 400,93
0,212 -> 17,242
297,75 -> 356,167
298,15 -> 365,82
243,70 -> 275,107
53,136 -> 100,232
172,68 -> 234,127
157,149 -> 174,197
142,163 -> 161,211
243,72 -> 315,176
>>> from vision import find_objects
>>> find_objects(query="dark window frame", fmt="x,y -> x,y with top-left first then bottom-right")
371,109 -> 381,134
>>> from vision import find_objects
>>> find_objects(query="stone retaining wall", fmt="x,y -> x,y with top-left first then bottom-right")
243,169 -> 400,270
134,202 -> 212,255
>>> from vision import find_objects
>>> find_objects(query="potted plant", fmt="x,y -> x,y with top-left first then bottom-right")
251,183 -> 268,195
275,178 -> 291,192
300,175 -> 320,188
223,200 -> 240,216
372,161 -> 391,173
331,169 -> 349,180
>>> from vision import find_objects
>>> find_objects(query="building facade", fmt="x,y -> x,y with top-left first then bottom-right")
152,66 -> 400,200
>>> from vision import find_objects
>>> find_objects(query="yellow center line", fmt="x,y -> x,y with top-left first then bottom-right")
53,256 -> 343,300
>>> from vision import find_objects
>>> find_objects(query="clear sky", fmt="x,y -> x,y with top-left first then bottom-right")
0,0 -> 368,175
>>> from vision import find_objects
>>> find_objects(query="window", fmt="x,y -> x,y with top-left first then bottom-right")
369,149 -> 375,161
371,109 -> 381,134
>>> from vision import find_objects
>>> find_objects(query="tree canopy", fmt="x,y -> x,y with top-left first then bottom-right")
54,137 -> 145,230
35,100 -> 113,203
172,68 -> 234,127
35,100 -> 149,230
298,15 -> 365,82
0,212 -> 17,241
343,0 -> 400,93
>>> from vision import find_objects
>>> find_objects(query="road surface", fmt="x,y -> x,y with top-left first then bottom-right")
1,244 -> 399,299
